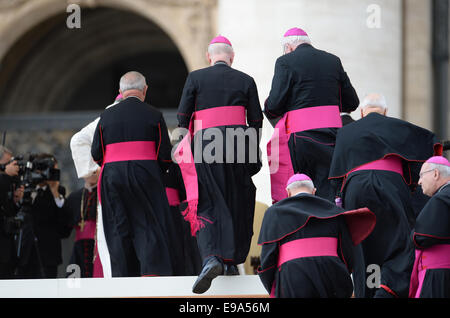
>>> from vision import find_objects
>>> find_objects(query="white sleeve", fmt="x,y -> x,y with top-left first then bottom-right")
70,117 -> 101,179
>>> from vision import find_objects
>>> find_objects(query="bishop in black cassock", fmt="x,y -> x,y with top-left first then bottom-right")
258,174 -> 376,298
92,71 -> 178,277
409,156 -> 450,298
264,27 -> 359,204
329,95 -> 441,298
176,35 -> 263,293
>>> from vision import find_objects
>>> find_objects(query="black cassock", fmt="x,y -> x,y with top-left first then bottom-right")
409,183 -> 450,298
257,193 -> 375,298
264,43 -> 359,202
64,187 -> 97,278
329,112 -> 441,298
177,62 -> 263,266
92,96 -> 176,277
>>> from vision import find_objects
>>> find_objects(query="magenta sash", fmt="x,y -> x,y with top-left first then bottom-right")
277,237 -> 339,268
75,220 -> 96,241
104,141 -> 157,163
349,155 -> 403,176
165,187 -> 181,207
409,244 -> 450,298
173,106 -> 247,236
267,106 -> 342,203
270,237 -> 339,298
97,141 -> 157,205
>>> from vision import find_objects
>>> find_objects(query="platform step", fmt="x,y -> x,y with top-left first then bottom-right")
0,275 -> 269,298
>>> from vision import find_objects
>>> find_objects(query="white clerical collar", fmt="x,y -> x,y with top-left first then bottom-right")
85,184 -> 97,192
124,96 -> 142,101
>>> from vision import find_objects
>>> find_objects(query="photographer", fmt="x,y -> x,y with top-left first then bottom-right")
0,146 -> 23,279
15,153 -> 72,279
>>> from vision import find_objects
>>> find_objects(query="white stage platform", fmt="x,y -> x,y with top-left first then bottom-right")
0,275 -> 269,298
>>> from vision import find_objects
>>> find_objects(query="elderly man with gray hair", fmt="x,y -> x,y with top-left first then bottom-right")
264,27 -> 359,205
329,93 -> 442,298
91,71 -> 178,277
257,173 -> 376,298
409,156 -> 450,298
176,35 -> 263,294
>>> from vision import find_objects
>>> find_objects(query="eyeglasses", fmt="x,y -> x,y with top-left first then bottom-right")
419,169 -> 436,178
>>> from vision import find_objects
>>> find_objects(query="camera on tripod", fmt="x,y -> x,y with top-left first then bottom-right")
6,153 -> 60,237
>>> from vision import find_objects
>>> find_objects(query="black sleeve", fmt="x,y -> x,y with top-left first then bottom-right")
157,114 -> 173,172
0,174 -> 17,218
264,57 -> 292,119
338,217 -> 355,273
91,118 -> 104,166
246,79 -> 263,130
177,73 -> 196,128
257,242 -> 278,295
338,59 -> 359,113
55,186 -> 73,239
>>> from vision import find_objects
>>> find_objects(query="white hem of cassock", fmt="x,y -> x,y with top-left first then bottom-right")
97,203 -> 112,278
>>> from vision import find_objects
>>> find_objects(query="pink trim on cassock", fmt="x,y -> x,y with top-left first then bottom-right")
267,106 -> 342,203
409,244 -> 450,298
75,220 -> 96,241
173,106 -> 247,236
165,187 -> 181,207
277,237 -> 338,268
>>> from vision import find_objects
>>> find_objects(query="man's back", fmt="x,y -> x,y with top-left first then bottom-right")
330,112 -> 439,187
177,63 -> 262,128
91,94 -> 176,277
99,97 -> 164,144
265,44 -> 359,116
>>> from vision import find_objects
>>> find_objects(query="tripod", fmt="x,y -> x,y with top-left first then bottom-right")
13,188 -> 46,279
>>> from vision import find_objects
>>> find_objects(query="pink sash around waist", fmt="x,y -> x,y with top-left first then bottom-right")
409,244 -> 450,298
104,141 -> 157,163
193,106 -> 247,135
286,106 -> 343,134
277,237 -> 339,268
268,105 -> 342,204
349,155 -> 404,176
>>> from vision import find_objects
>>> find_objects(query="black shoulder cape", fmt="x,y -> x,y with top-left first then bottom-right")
258,193 -> 376,246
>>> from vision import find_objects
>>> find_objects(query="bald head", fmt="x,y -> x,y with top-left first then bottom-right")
119,71 -> 148,101
360,93 -> 388,117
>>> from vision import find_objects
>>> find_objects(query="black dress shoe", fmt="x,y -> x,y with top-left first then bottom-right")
224,264 -> 239,276
192,257 -> 224,294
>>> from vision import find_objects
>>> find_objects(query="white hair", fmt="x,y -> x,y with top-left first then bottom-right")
282,35 -> 311,52
0,145 -> 12,160
360,93 -> 387,110
427,163 -> 450,178
207,42 -> 234,56
119,71 -> 147,92
286,180 -> 315,192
